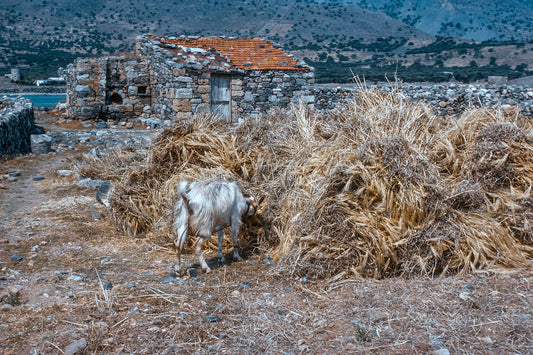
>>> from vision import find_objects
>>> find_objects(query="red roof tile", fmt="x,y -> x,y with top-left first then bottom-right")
149,36 -> 308,71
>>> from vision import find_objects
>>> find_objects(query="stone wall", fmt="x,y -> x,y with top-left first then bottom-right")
135,36 -> 315,122
136,36 -> 210,121
231,70 -> 315,117
66,56 -> 150,121
0,97 -> 35,156
311,83 -> 533,117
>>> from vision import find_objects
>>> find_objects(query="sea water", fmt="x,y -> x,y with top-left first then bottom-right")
5,94 -> 66,108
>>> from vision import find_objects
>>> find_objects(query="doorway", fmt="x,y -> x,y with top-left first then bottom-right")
209,74 -> 232,122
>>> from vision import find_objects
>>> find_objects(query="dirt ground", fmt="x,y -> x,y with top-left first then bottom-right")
1,113 -> 532,354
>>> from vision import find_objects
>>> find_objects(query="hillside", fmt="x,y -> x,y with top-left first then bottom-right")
0,0 -> 429,79
330,0 -> 533,41
0,0 -> 532,83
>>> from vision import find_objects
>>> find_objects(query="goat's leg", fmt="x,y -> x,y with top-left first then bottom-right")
173,220 -> 188,275
216,230 -> 225,264
194,237 -> 211,273
230,218 -> 243,261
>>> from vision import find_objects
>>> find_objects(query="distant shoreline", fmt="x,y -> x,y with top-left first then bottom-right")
1,92 -> 67,96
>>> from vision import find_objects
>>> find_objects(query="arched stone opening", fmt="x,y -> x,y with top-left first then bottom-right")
109,92 -> 123,105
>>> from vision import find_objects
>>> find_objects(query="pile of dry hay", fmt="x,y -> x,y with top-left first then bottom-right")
98,88 -> 532,280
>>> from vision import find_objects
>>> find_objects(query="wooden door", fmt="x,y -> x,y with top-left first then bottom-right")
209,74 -> 232,122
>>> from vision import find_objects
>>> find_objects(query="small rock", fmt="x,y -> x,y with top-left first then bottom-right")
479,336 -> 493,344
103,281 -> 113,290
204,315 -> 221,323
102,337 -> 114,346
518,314 -> 531,322
125,284 -> 136,288
218,334 -> 227,339
31,134 -> 52,155
64,337 -> 87,355
187,268 -> 197,278
129,306 -> 140,313
0,304 -> 14,311
168,270 -> 177,278
6,176 -> 17,182
10,254 -> 23,262
126,122 -> 134,129
162,346 -> 175,354
161,277 -> 175,284
92,214 -> 101,220
428,349 -> 450,355
87,147 -> 101,158
32,176 -> 45,181
57,170 -> 73,176
439,101 -> 447,108
67,275 -> 83,281
7,170 -> 21,177
461,285 -> 475,292
240,281 -> 251,289
77,178 -> 106,189
277,310 -> 287,316
96,121 -> 108,129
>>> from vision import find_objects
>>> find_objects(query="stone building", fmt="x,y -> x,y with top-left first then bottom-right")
67,35 -> 314,123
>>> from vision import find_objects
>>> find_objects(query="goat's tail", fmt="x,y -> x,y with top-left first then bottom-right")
173,189 -> 190,274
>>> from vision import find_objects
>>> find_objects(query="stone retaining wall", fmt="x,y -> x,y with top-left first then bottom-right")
0,97 -> 35,156
312,83 -> 533,117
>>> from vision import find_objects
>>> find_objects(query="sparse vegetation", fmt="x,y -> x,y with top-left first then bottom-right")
310,60 -> 533,83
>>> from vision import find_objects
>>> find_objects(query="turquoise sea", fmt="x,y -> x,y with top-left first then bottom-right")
5,94 -> 66,108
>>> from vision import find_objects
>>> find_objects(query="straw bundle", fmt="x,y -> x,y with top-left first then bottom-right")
103,88 -> 532,280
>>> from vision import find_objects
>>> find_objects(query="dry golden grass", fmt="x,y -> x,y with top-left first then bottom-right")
88,88 -> 533,280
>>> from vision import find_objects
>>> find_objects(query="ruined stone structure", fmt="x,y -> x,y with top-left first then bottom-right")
0,97 -> 35,156
66,56 -> 150,121
67,35 -> 314,123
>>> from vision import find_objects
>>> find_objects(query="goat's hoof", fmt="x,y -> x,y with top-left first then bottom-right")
233,254 -> 243,262
203,267 -> 212,274
217,256 -> 226,265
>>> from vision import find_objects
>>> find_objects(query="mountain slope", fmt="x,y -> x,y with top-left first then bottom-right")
331,0 -> 533,41
0,0 -> 431,78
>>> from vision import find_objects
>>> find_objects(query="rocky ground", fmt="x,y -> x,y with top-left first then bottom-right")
1,110 -> 532,354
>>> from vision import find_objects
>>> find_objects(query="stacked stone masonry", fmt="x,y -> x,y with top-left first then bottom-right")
67,56 -> 151,121
67,35 -> 314,123
312,83 -> 533,117
0,97 -> 35,156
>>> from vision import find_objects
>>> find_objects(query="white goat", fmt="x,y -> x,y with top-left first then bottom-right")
173,179 -> 256,273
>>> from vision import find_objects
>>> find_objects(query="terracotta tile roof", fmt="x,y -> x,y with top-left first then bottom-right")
148,36 -> 309,71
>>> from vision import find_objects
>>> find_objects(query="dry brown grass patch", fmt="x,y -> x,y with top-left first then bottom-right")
76,88 -> 533,281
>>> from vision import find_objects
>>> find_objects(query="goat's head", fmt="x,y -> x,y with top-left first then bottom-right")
244,196 -> 257,217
